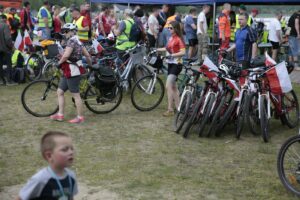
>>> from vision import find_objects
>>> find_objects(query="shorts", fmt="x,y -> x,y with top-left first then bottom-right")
288,36 -> 300,57
166,74 -> 177,86
270,41 -> 279,50
167,63 -> 182,76
188,38 -> 198,47
58,76 -> 81,93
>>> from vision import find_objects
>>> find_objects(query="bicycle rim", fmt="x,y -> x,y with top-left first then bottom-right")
282,90 -> 300,128
260,96 -> 270,143
21,80 -> 58,117
247,93 -> 261,136
277,135 -> 300,196
131,75 -> 164,111
173,92 -> 192,133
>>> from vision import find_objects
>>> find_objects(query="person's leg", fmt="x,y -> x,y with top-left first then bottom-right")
57,88 -> 65,115
0,52 -> 6,84
4,52 -> 13,83
172,82 -> 180,109
197,34 -> 203,63
202,34 -> 209,61
72,93 -> 83,117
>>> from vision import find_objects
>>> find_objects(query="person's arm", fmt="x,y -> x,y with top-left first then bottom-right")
82,47 -> 92,66
171,48 -> 185,57
251,42 -> 258,59
112,21 -> 124,36
80,17 -> 90,31
156,47 -> 166,52
199,21 -> 205,34
295,17 -> 300,39
98,14 -> 106,37
58,10 -> 66,25
58,47 -> 73,65
276,30 -> 282,43
226,43 -> 236,52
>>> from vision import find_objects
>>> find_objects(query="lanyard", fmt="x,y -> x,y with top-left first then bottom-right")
48,166 -> 72,197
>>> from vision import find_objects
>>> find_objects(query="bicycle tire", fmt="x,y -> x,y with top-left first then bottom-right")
21,80 -> 59,117
277,135 -> 300,197
132,64 -> 151,83
207,95 -> 226,137
198,94 -> 216,137
173,92 -> 192,133
42,60 -> 57,80
260,95 -> 270,143
182,100 -> 202,138
26,54 -> 44,81
131,75 -> 165,111
84,84 -> 123,114
215,99 -> 238,137
236,91 -> 249,139
281,90 -> 300,129
247,92 -> 260,136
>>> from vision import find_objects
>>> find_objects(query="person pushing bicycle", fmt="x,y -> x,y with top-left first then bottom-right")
50,23 -> 92,124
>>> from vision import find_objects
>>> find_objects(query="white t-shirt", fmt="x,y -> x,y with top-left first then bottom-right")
197,11 -> 207,35
147,14 -> 159,36
268,18 -> 281,42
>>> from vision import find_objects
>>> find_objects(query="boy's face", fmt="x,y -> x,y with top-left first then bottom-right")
48,136 -> 74,168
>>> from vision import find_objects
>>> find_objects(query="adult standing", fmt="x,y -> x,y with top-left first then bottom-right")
147,7 -> 160,48
97,6 -> 111,37
52,5 -> 61,34
6,8 -> 19,41
227,13 -> 257,69
0,14 -> 14,85
268,12 -> 282,61
288,10 -> 300,70
72,7 -> 89,43
218,3 -> 231,50
157,4 -> 170,47
194,5 -> 210,65
157,21 -> 186,117
37,1 -> 53,40
184,8 -> 198,59
81,3 -> 92,39
161,7 -> 181,47
20,1 -> 34,37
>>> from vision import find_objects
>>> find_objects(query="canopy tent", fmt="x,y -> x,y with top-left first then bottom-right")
90,0 -> 300,4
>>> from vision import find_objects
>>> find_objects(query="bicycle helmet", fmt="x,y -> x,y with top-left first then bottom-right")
219,64 -> 229,75
61,23 -> 78,33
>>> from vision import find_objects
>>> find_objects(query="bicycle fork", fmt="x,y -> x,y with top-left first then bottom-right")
146,73 -> 157,94
258,92 -> 271,119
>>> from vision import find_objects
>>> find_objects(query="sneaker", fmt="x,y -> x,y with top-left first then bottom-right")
50,113 -> 64,121
163,110 -> 174,117
68,116 -> 84,124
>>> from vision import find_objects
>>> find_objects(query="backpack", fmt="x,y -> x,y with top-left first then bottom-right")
124,20 -> 142,42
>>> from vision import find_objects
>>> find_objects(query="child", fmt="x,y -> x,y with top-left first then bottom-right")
17,131 -> 78,200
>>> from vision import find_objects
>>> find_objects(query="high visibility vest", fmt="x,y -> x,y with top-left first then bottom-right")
207,19 -> 214,38
37,7 -> 52,28
12,50 -> 23,68
14,14 -> 20,22
164,15 -> 177,28
116,18 -> 136,51
73,16 -> 89,42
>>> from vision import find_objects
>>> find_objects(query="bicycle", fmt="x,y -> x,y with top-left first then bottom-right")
21,62 -> 123,117
277,133 -> 300,197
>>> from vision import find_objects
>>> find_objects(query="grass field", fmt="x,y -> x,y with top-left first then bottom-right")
0,83 -> 300,199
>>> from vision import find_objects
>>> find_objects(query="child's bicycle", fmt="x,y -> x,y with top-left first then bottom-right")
277,131 -> 300,197
21,60 -> 122,117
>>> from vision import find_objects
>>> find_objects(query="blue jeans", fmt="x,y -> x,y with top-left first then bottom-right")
41,28 -> 51,40
288,36 -> 300,57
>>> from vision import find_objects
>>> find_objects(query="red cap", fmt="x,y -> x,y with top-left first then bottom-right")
251,8 -> 258,14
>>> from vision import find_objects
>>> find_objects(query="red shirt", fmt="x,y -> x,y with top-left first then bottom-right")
166,35 -> 185,54
98,13 -> 111,35
20,8 -> 33,30
53,16 -> 61,33
81,10 -> 91,28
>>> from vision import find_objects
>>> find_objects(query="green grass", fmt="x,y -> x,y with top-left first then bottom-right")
0,83 -> 300,199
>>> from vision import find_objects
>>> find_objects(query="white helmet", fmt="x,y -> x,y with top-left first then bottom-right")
219,64 -> 229,75
62,23 -> 78,32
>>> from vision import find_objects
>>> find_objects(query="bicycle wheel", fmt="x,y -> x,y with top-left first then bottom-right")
42,60 -> 57,80
131,75 -> 165,111
281,90 -> 300,129
182,99 -> 202,138
198,94 -> 216,137
132,64 -> 151,83
247,93 -> 260,135
215,99 -> 238,137
26,54 -> 44,81
236,91 -> 249,139
173,92 -> 192,133
277,135 -> 300,196
21,80 -> 58,117
207,95 -> 226,137
84,84 -> 123,114
260,95 -> 270,143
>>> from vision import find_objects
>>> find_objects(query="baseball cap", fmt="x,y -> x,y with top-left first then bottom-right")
239,4 -> 246,11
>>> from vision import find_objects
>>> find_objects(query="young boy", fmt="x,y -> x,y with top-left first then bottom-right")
17,131 -> 78,200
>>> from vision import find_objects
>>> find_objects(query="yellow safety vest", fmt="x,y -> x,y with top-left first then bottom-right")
12,50 -> 23,68
207,19 -> 213,38
116,18 -> 136,51
73,16 -> 89,42
231,14 -> 252,41
37,7 -> 52,28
